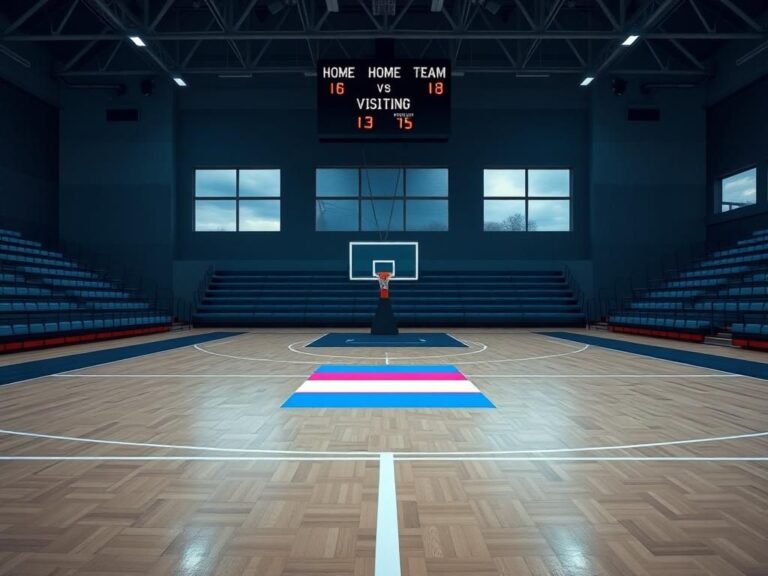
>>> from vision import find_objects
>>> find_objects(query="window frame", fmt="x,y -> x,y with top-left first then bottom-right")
715,165 -> 758,215
194,167 -> 281,233
315,166 -> 449,232
483,167 -> 572,232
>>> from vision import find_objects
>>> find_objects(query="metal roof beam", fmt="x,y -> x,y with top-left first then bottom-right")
55,0 -> 80,35
3,0 -> 50,35
4,31 -> 763,42
150,0 -> 176,31
58,66 -> 712,77
204,0 -> 247,67
719,0 -> 762,32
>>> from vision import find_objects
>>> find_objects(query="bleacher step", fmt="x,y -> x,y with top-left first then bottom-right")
704,335 -> 736,348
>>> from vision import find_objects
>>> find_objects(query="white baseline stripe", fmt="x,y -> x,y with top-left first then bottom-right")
0,428 -> 765,456
391,431 -> 768,456
295,380 -> 481,393
397,456 -> 768,462
375,453 -> 401,576
0,455 -> 763,462
0,455 -> 377,462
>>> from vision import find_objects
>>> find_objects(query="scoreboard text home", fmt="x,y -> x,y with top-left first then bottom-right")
317,60 -> 451,141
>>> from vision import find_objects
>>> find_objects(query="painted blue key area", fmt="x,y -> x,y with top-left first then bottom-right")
314,364 -> 460,373
282,392 -> 495,408
0,332 -> 243,386
542,331 -> 768,380
308,333 -> 467,348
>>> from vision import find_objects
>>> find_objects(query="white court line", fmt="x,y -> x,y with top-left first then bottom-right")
0,428 -> 765,456
286,339 -> 489,361
0,455 -> 764,462
375,453 -> 401,576
449,343 -> 589,365
0,455 -> 376,461
194,339 -> 587,366
395,456 -> 768,462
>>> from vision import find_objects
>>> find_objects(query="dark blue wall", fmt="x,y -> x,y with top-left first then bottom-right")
170,77 -> 596,302
53,74 -> 712,306
0,78 -> 59,239
590,80 -> 707,304
176,82 -> 590,264
59,83 -> 175,293
706,76 -> 768,243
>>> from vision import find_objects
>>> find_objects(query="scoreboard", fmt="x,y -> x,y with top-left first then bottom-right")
317,59 -> 451,141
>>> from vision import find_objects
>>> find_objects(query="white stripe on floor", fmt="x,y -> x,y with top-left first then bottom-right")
375,452 -> 401,576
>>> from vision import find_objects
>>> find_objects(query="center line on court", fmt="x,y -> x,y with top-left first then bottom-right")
375,453 -> 401,576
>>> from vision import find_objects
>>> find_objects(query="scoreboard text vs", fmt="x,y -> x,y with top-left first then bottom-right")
317,59 -> 451,141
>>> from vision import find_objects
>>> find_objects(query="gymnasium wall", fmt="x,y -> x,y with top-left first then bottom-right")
58,83 -> 176,293
589,80 -> 707,305
53,74 -> 710,306
706,76 -> 768,243
0,78 -> 59,239
173,76 -> 592,300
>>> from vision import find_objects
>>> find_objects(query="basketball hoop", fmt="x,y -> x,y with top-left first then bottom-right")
376,271 -> 392,300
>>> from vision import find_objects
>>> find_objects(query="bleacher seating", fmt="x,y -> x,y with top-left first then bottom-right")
0,227 -> 172,352
193,270 -> 586,327
609,228 -> 768,346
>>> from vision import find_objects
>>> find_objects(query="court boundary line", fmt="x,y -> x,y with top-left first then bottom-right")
287,338 -> 488,361
0,427 -> 765,457
0,455 -> 765,462
193,336 -> 588,366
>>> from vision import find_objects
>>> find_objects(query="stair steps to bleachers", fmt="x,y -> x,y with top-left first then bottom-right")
194,270 -> 586,327
704,335 -> 736,348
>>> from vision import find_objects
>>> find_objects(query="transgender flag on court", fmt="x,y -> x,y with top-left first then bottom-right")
282,365 -> 494,408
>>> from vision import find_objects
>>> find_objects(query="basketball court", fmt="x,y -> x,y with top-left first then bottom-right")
2,0 -> 768,574
0,326 -> 766,575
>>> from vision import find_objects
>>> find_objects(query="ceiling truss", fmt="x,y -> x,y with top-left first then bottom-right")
0,0 -> 764,80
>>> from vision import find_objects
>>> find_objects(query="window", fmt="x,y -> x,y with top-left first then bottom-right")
316,168 -> 448,231
484,169 -> 570,231
718,168 -> 757,213
195,169 -> 280,232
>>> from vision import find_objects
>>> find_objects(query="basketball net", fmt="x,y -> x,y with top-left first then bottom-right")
376,271 -> 392,300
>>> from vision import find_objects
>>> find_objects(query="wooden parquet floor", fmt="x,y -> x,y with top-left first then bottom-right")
0,329 -> 765,575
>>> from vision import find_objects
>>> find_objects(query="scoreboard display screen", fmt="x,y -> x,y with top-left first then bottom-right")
317,59 -> 451,141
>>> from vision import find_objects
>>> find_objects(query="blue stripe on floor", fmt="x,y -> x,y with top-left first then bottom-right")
314,364 -> 460,374
308,333 -> 467,348
0,332 -> 243,386
541,331 -> 768,380
282,392 -> 495,408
